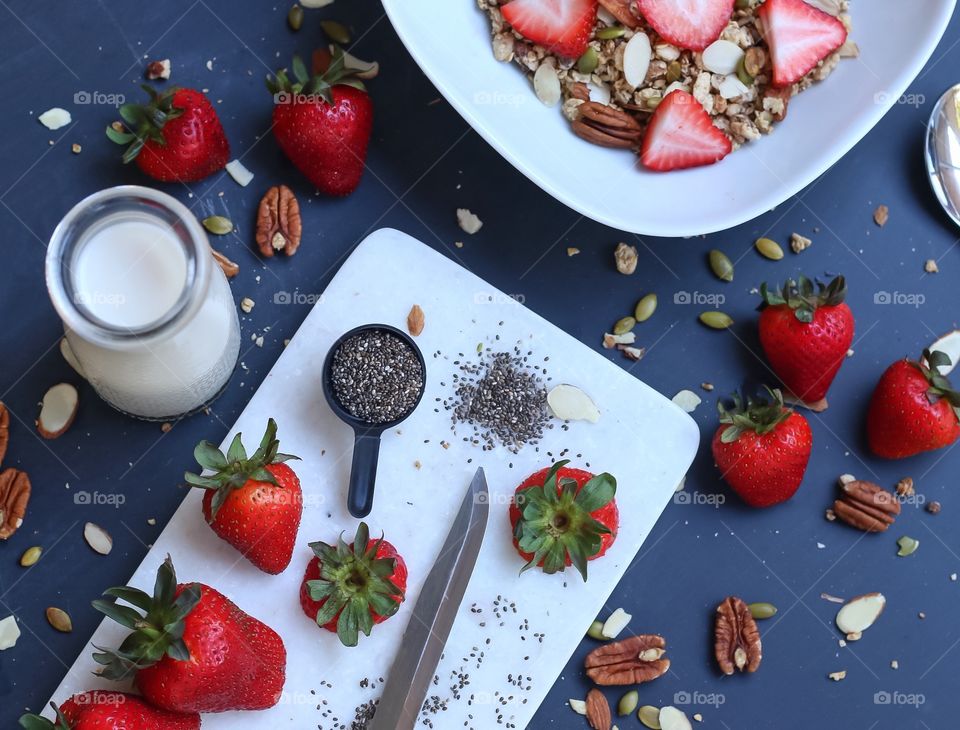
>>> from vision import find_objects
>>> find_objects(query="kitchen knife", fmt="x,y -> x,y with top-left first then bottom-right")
367,467 -> 489,730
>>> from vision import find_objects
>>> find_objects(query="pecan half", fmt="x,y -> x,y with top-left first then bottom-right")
715,596 -> 762,675
572,102 -> 643,150
585,689 -> 611,730
598,0 -> 641,28
0,401 -> 8,466
833,480 -> 900,532
0,469 -> 31,540
585,634 -> 670,685
256,185 -> 302,257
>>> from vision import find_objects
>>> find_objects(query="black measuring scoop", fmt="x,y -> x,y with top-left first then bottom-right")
322,323 -> 427,518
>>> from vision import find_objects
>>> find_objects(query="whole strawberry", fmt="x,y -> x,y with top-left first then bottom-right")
509,461 -> 618,581
758,275 -> 854,407
712,388 -> 812,508
185,418 -> 302,574
106,86 -> 230,182
92,557 -> 286,714
300,522 -> 407,647
267,50 -> 373,196
867,349 -> 960,459
20,691 -> 200,729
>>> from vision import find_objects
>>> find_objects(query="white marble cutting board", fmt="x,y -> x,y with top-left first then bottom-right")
47,228 -> 699,728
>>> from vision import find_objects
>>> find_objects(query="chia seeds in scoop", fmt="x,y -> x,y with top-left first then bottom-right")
330,330 -> 424,424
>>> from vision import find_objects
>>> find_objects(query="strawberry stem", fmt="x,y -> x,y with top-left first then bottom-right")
717,387 -> 793,443
759,274 -> 846,323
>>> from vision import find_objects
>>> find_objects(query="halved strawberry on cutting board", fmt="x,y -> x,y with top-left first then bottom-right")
758,0 -> 847,87
640,90 -> 732,172
500,0 -> 598,58
635,0 -> 735,51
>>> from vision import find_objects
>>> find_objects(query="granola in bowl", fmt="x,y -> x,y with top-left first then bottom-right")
478,0 -> 857,171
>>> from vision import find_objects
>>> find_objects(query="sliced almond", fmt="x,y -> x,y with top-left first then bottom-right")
38,107 -> 72,130
570,699 -> 588,715
671,390 -> 702,413
639,706 -> 662,729
836,592 -> 885,635
623,32 -> 652,89
717,74 -> 750,100
37,383 -> 78,439
601,607 -> 632,638
225,159 -> 254,187
331,46 -> 379,79
46,607 -> 72,633
659,706 -> 692,730
928,330 -> 960,375
547,384 -> 600,423
828,669 -> 847,681
701,40 -> 744,75
407,305 -> 425,337
0,615 -> 20,650
603,332 -> 636,349
534,60 -> 562,106
83,522 -> 113,555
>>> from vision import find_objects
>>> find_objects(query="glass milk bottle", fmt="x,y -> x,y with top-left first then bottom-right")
46,186 -> 240,420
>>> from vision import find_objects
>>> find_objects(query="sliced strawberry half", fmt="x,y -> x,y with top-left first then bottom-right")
640,90 -> 732,172
758,0 -> 847,87
500,0 -> 598,58
635,0 -> 735,51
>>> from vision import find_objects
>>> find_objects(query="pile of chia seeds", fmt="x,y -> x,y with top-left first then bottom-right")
445,342 -> 552,454
330,330 -> 424,424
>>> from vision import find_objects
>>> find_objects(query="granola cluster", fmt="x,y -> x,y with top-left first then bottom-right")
478,0 -> 856,149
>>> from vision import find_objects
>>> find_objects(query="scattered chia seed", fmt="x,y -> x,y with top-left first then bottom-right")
330,330 -> 424,424
449,346 -> 552,453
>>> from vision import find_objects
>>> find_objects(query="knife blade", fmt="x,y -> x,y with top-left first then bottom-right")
367,467 -> 489,730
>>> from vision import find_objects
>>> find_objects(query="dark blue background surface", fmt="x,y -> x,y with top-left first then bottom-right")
1,1 -> 959,727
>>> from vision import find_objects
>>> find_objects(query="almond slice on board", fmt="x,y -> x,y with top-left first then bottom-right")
37,383 -> 78,439
836,592 -> 885,635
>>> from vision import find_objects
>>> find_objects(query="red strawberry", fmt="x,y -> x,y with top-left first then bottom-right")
185,418 -> 302,575
299,522 -> 407,647
509,461 -> 618,581
500,0 -> 598,58
712,388 -> 812,508
758,0 -> 847,87
19,691 -> 200,729
106,86 -> 230,182
640,90 -> 732,171
92,557 -> 286,714
267,51 -> 373,196
867,349 -> 960,459
636,0 -> 735,51
758,275 -> 854,407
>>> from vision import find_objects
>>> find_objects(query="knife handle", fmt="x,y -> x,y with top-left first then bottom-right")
347,432 -> 381,518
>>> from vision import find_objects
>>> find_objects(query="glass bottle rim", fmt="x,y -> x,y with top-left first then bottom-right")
46,186 -> 212,350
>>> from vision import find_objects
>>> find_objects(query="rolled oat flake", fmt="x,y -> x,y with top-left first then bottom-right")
330,330 -> 424,424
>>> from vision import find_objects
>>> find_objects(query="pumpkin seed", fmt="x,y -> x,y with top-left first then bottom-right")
699,311 -> 734,329
749,602 -> 778,619
320,19 -> 351,44
613,316 -> 636,335
287,4 -> 303,31
587,619 -> 606,640
597,26 -> 626,39
639,705 -> 662,729
897,535 -> 919,557
665,61 -> 682,83
736,55 -> 754,86
46,607 -> 72,633
19,547 -> 42,567
755,237 -> 784,260
634,294 -> 658,322
577,47 -> 599,75
708,249 -> 734,281
618,690 -> 639,716
202,215 -> 234,236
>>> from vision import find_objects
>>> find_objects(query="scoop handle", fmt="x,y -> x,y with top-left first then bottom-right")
347,431 -> 382,518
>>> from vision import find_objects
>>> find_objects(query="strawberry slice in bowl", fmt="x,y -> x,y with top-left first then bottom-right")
635,0 -> 735,51
758,0 -> 848,87
500,0 -> 598,58
640,90 -> 733,172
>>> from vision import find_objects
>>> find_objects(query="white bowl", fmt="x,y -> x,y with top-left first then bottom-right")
382,0 -> 955,236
